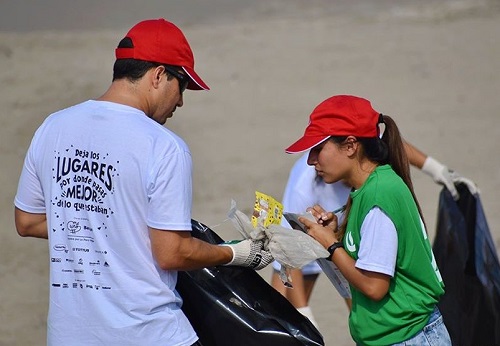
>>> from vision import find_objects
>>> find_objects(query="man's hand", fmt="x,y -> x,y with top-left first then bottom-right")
221,239 -> 273,270
421,156 -> 479,200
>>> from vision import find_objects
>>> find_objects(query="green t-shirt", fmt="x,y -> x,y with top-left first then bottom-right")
344,165 -> 444,345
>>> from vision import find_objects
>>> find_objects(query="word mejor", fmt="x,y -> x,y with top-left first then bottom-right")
56,155 -> 114,198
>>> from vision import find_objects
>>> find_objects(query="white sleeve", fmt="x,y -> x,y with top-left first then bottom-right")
355,207 -> 397,277
281,156 -> 317,213
146,149 -> 193,231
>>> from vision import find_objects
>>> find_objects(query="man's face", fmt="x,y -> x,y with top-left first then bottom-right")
150,66 -> 186,125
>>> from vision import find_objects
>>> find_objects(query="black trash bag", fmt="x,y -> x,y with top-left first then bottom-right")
176,219 -> 325,346
433,183 -> 500,346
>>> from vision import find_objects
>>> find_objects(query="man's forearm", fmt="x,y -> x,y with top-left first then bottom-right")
15,207 -> 48,239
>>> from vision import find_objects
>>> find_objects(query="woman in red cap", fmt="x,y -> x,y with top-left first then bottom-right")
290,95 -> 452,345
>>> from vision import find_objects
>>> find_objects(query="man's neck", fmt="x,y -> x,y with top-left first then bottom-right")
96,79 -> 147,114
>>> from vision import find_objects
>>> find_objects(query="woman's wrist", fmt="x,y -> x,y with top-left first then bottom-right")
326,242 -> 344,261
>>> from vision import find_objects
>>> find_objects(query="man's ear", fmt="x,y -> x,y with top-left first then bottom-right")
151,66 -> 165,88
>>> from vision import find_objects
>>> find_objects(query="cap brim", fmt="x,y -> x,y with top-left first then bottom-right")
285,135 -> 330,154
182,66 -> 210,91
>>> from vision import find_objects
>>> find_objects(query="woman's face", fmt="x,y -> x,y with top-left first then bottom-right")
307,139 -> 351,184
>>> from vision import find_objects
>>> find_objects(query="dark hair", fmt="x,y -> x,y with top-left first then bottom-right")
112,37 -> 175,82
332,114 -> 425,238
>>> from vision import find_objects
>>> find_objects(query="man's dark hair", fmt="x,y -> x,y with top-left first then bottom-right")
112,37 -> 175,82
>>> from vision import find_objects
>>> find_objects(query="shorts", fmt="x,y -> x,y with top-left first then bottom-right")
272,260 -> 322,276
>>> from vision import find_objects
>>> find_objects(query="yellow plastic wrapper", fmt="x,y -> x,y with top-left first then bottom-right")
251,191 -> 283,228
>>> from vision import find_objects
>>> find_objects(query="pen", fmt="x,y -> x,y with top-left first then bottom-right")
332,205 -> 346,214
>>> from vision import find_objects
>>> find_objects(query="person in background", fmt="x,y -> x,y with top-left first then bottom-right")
270,141 -> 476,327
288,94 -> 452,345
14,19 -> 273,346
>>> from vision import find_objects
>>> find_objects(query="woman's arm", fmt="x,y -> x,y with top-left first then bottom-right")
299,208 -> 391,301
404,141 -> 427,169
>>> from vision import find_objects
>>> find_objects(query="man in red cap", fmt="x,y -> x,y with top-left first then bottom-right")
14,18 -> 272,346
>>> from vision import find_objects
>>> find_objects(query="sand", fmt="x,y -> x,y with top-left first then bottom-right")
1,1 -> 499,345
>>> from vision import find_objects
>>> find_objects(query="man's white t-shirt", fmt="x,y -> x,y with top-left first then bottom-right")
15,100 -> 198,346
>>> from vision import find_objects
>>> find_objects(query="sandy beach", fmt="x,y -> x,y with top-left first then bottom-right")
1,1 -> 500,345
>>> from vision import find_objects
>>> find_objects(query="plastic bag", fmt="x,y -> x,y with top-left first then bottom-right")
265,224 -> 329,268
227,199 -> 265,241
228,200 -> 328,269
433,183 -> 500,345
176,219 -> 325,346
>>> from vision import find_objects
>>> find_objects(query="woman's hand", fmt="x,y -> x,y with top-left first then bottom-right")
306,204 -> 336,226
299,205 -> 340,249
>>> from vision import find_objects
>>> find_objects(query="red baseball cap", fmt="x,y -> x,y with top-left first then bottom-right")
115,18 -> 209,91
286,95 -> 380,153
